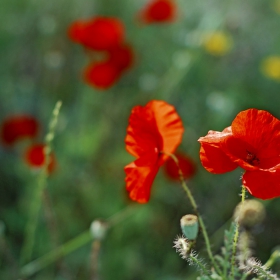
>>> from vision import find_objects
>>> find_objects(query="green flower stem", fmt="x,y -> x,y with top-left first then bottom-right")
20,101 -> 62,265
230,185 -> 246,276
20,205 -> 138,278
265,249 -> 280,268
20,231 -> 91,277
166,153 -> 222,275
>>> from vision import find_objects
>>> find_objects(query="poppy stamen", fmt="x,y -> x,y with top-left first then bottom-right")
246,150 -> 260,166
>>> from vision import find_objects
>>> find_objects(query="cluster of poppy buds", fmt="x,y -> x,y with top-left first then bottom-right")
68,16 -> 134,89
1,115 -> 56,173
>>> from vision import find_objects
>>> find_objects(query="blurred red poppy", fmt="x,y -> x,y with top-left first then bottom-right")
107,44 -> 134,71
25,144 -> 56,173
198,109 -> 280,199
1,115 -> 39,146
125,100 -> 184,203
163,152 -> 196,181
83,61 -> 121,89
68,17 -> 125,50
138,0 -> 177,24
68,20 -> 86,43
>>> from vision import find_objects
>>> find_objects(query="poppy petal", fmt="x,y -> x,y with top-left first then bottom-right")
124,161 -> 160,203
138,0 -> 177,24
199,143 -> 238,174
243,168 -> 280,199
146,100 -> 184,161
232,109 -> 280,158
1,115 -> 39,146
163,152 -> 196,180
125,100 -> 183,160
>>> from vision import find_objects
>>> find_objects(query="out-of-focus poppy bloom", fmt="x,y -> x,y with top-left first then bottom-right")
1,115 -> 39,146
83,61 -> 121,89
260,56 -> 280,82
107,44 -> 134,72
25,144 -> 56,173
163,152 -> 196,181
125,100 -> 184,203
68,17 -> 125,51
203,31 -> 232,56
198,109 -> 280,200
68,20 -> 86,44
138,0 -> 177,24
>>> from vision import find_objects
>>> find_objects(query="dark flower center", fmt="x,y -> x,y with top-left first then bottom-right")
246,150 -> 260,166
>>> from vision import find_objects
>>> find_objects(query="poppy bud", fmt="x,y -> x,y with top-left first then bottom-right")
138,0 -> 177,24
1,115 -> 39,146
83,61 -> 121,89
25,144 -> 56,173
233,199 -> 265,228
180,214 -> 199,240
90,220 -> 108,240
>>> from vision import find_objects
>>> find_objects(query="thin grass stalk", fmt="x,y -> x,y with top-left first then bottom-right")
20,101 -> 62,265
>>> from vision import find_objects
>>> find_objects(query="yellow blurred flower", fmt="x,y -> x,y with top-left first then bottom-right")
261,56 -> 280,81
203,31 -> 232,56
272,0 -> 280,13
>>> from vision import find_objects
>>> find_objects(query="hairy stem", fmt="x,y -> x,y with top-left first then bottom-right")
230,185 -> 246,276
166,153 -> 222,275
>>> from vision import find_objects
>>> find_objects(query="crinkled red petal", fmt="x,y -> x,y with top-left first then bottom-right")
124,160 -> 160,203
232,109 -> 280,159
199,143 -> 238,174
243,167 -> 280,199
125,100 -> 183,161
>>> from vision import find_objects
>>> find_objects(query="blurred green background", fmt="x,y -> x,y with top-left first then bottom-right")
1,0 -> 280,279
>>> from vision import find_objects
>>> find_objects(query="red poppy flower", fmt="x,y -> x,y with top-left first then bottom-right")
198,109 -> 280,200
163,152 -> 196,181
125,100 -> 184,203
138,0 -> 177,24
25,144 -> 56,173
107,44 -> 134,72
68,17 -> 125,51
83,61 -> 121,89
1,115 -> 39,146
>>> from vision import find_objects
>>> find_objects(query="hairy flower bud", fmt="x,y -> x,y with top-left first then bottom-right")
233,199 -> 265,228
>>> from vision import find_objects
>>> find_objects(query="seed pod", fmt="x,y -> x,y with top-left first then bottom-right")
180,214 -> 198,240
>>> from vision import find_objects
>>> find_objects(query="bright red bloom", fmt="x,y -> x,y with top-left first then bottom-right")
83,61 -> 121,89
68,17 -> 125,50
107,44 -> 134,72
198,109 -> 280,200
138,0 -> 177,24
125,100 -> 184,203
25,144 -> 56,173
163,152 -> 196,181
1,115 -> 39,146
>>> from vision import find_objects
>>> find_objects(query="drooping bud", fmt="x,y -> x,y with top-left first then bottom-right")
233,199 -> 265,228
90,220 -> 108,240
180,214 -> 199,240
